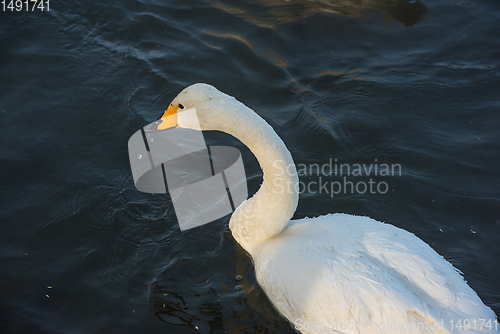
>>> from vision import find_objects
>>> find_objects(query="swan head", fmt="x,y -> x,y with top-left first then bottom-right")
154,83 -> 299,252
155,83 -> 244,133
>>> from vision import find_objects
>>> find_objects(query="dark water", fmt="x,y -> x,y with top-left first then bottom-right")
1,0 -> 499,333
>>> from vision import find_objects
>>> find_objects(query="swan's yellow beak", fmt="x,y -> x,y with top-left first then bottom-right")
157,104 -> 179,130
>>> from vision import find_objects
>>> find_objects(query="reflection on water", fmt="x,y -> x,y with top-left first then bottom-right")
152,228 -> 294,332
203,30 -> 289,67
216,0 -> 428,27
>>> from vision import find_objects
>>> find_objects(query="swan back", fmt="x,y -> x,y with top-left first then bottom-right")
254,214 -> 498,334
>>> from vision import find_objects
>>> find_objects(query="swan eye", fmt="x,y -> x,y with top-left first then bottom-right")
178,104 -> 184,109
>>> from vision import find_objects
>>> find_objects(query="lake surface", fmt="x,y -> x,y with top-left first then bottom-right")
1,0 -> 499,333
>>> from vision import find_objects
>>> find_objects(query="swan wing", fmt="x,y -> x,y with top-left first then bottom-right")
254,214 -> 497,334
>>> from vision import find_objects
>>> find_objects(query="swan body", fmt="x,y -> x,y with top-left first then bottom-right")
255,214 -> 496,334
163,83 -> 498,333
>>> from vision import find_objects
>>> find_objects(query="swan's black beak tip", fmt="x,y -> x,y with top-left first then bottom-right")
144,119 -> 179,133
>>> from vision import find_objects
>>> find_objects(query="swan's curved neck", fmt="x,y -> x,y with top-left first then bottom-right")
214,106 -> 299,254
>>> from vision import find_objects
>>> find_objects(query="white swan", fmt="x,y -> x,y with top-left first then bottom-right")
160,83 -> 498,334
